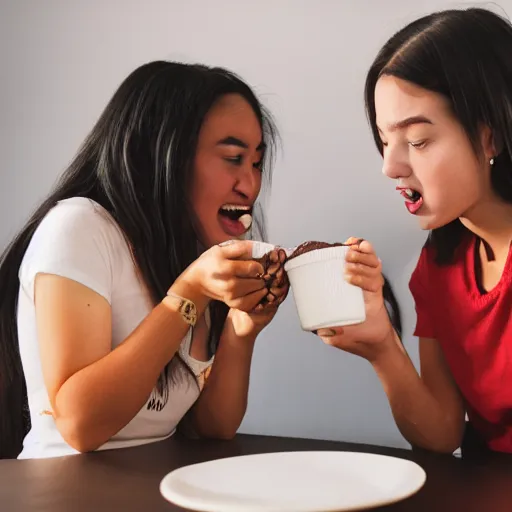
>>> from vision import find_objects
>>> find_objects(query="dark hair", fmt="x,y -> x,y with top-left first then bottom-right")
383,275 -> 402,340
0,61 -> 277,458
364,7 -> 512,264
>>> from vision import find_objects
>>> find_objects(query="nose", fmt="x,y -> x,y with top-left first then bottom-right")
234,164 -> 261,201
382,146 -> 412,181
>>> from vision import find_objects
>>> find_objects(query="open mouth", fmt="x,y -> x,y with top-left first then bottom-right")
398,188 -> 423,214
218,204 -> 253,236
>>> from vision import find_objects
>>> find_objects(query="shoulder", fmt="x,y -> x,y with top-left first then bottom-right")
34,197 -> 122,240
409,244 -> 433,287
19,198 -> 127,303
409,234 -> 472,296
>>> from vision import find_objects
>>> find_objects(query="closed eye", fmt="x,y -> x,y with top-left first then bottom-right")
225,155 -> 242,165
409,140 -> 428,149
225,155 -> 264,170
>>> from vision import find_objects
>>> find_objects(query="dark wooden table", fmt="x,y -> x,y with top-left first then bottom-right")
1,433 -> 511,511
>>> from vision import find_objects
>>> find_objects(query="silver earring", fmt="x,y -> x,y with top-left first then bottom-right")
490,157 -> 495,166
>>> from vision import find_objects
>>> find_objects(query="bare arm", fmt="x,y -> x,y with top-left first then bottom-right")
371,333 -> 466,453
321,239 -> 466,454
35,240 -> 265,453
35,274 -> 208,453
180,309 -> 257,440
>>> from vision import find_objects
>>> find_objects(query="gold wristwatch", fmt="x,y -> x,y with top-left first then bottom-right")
163,292 -> 198,326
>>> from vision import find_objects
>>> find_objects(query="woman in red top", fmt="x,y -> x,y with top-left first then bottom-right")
316,7 -> 512,455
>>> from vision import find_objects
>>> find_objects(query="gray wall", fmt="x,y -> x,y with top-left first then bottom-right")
2,0 -> 509,449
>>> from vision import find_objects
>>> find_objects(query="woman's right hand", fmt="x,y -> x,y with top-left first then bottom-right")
315,238 -> 400,363
173,240 -> 268,312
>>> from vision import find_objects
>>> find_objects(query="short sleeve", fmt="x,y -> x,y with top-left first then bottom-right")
409,247 -> 436,339
19,198 -> 114,304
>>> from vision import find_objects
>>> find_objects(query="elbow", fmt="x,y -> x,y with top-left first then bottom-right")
425,441 -> 461,455
435,436 -> 463,455
432,421 -> 464,455
411,432 -> 462,455
196,426 -> 238,441
210,428 -> 237,441
55,415 -> 106,453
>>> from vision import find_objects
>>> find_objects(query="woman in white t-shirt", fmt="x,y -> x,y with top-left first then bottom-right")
0,61 -> 288,459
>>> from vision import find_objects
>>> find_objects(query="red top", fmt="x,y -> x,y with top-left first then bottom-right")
409,234 -> 512,453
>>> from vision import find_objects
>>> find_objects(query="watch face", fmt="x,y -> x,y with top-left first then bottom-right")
179,300 -> 197,325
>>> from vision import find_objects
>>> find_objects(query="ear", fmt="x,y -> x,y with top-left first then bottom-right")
479,124 -> 501,160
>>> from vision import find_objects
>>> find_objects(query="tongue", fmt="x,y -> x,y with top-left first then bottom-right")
219,213 -> 249,237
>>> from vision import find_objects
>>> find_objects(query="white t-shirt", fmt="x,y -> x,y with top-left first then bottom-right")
16,197 -> 213,459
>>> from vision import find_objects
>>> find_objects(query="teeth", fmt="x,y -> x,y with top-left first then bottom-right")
239,214 -> 252,230
405,188 -> 415,198
221,204 -> 251,212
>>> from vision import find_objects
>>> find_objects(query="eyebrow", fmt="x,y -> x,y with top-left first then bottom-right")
217,136 -> 265,151
378,115 -> 433,133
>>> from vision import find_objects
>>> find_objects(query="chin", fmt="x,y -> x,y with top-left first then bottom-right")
418,219 -> 435,231
418,213 -> 458,231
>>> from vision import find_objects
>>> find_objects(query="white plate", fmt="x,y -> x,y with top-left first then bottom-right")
159,450 -> 426,512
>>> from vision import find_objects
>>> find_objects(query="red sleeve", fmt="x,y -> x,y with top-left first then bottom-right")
409,247 -> 436,339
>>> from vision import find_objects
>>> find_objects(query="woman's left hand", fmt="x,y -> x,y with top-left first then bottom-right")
229,248 -> 289,339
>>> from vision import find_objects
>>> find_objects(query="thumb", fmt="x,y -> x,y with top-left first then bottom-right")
218,239 -> 255,260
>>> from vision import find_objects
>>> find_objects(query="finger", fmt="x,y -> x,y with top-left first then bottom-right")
264,284 -> 289,305
314,327 -> 346,347
344,262 -> 380,280
272,267 -> 288,288
268,280 -> 289,301
265,250 -> 281,278
218,240 -> 256,260
343,237 -> 364,246
228,259 -> 265,279
230,287 -> 268,312
352,239 -> 376,255
254,302 -> 279,314
345,248 -> 380,269
228,277 -> 267,298
274,287 -> 290,305
345,272 -> 384,292
315,327 -> 344,337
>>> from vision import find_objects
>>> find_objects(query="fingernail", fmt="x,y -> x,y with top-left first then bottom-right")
316,328 -> 336,337
219,240 -> 236,247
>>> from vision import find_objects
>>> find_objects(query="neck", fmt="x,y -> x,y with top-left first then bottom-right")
460,194 -> 512,255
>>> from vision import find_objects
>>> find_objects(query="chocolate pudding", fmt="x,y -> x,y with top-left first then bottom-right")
288,241 -> 350,260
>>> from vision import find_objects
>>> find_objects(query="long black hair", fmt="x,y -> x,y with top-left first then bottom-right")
0,61 -> 277,458
364,7 -> 512,265
383,275 -> 402,340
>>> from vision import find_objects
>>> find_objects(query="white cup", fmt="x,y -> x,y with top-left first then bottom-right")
283,245 -> 366,331
251,241 -> 278,259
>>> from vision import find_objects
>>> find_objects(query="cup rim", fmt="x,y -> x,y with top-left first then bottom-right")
283,245 -> 348,272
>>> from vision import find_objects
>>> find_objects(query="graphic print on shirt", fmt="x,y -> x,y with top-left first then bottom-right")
146,385 -> 169,412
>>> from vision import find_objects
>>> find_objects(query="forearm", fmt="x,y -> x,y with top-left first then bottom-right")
54,283 -> 208,452
372,333 -> 464,453
186,311 -> 257,439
